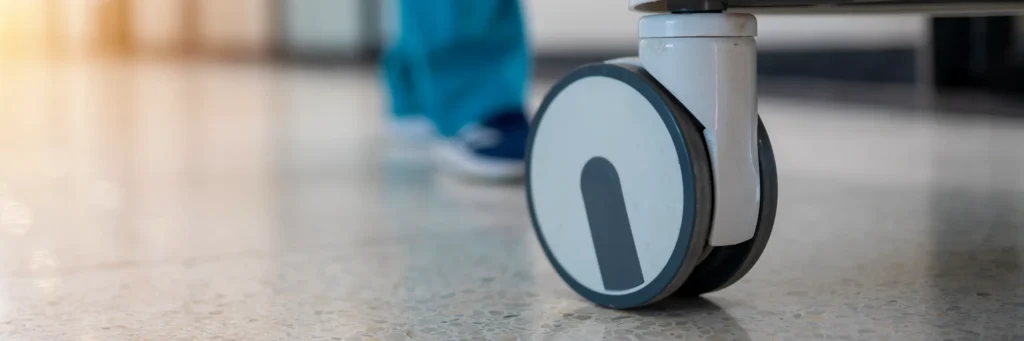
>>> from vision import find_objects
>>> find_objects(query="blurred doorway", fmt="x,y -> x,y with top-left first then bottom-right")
932,16 -> 1024,95
94,0 -> 133,55
195,0 -> 276,58
41,0 -> 134,57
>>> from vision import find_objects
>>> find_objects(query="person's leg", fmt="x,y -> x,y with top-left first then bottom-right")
394,0 -> 531,180
400,0 -> 529,136
378,0 -> 434,139
380,51 -> 419,118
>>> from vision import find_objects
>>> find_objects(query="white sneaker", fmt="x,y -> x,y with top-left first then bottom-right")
387,115 -> 436,142
432,112 -> 529,182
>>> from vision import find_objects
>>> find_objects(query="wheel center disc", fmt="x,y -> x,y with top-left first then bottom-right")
529,76 -> 688,295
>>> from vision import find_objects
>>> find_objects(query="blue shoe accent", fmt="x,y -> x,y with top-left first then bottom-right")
435,111 -> 530,181
457,111 -> 529,160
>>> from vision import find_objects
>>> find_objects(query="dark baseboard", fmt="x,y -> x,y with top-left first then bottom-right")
265,46 -> 919,85
271,47 -> 381,67
532,47 -> 919,84
761,78 -> 1024,119
758,48 -> 917,84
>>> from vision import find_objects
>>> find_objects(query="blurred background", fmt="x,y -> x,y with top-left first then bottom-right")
1,1 -> 1023,339
3,0 -> 1024,91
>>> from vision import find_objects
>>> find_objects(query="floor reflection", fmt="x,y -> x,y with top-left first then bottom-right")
926,119 -> 1024,340
0,60 -> 1023,339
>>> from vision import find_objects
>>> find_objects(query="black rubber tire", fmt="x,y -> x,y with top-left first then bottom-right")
675,118 -> 779,296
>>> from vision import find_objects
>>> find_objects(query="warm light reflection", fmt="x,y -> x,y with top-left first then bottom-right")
0,0 -> 49,58
0,0 -> 118,59
29,250 -> 59,270
0,200 -> 33,235
34,277 -> 60,292
40,154 -> 70,179
92,179 -> 121,211
65,0 -> 95,56
29,250 -> 61,292
0,185 -> 33,235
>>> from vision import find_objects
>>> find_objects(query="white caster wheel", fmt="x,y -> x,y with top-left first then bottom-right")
526,63 -> 777,309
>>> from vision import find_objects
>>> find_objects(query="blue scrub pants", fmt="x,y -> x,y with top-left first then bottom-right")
380,0 -> 530,137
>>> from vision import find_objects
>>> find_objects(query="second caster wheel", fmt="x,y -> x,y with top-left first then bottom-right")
526,62 -> 778,309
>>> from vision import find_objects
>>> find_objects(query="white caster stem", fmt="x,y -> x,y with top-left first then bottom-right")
638,12 -> 761,247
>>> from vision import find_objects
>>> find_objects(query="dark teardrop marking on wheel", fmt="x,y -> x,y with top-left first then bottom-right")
580,156 -> 645,291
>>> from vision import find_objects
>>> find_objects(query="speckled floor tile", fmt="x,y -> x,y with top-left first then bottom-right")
0,60 -> 1022,340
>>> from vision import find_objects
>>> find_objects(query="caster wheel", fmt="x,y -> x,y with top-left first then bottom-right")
526,63 -> 778,309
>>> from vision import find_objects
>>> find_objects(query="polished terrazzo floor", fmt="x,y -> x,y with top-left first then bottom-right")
0,60 -> 1022,340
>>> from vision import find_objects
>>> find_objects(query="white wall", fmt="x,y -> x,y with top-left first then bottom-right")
522,0 -> 928,53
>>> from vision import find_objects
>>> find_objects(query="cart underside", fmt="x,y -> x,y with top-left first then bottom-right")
632,0 -> 1024,14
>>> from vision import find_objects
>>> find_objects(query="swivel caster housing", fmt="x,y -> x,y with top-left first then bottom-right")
526,7 -> 778,309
